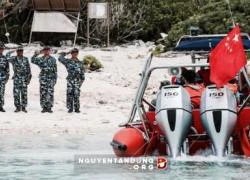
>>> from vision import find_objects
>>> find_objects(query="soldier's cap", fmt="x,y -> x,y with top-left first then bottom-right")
71,48 -> 79,54
16,46 -> 24,51
43,46 -> 50,51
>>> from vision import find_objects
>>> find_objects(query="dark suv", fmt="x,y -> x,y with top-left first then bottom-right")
175,33 -> 250,51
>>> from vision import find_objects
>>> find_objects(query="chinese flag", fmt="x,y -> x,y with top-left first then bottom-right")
210,25 -> 247,87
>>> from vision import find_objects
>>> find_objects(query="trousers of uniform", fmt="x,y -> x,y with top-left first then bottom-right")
0,81 -> 5,107
40,79 -> 56,109
13,78 -> 28,108
67,79 -> 82,110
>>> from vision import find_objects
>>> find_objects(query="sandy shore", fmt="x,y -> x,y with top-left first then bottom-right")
0,45 -> 194,137
0,45 -> 147,135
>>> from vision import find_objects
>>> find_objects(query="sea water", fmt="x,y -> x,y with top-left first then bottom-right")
0,135 -> 249,180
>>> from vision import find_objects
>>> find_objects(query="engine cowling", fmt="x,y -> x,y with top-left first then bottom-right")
156,85 -> 192,158
200,86 -> 237,157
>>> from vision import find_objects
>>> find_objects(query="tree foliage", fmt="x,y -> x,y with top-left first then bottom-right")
0,0 -> 250,48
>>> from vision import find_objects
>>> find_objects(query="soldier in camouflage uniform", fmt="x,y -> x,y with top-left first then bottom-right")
6,47 -> 32,113
0,44 -> 9,112
32,47 -> 57,113
59,48 -> 85,113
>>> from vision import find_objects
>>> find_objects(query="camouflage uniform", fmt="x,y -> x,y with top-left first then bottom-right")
59,53 -> 85,111
31,54 -> 57,111
0,54 -> 9,109
6,52 -> 31,109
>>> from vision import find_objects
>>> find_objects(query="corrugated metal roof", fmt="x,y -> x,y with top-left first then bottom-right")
32,0 -> 80,12
32,11 -> 77,33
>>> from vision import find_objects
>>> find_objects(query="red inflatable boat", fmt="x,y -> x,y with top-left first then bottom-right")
111,53 -> 250,158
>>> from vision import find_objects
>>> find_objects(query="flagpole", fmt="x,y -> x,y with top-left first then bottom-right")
226,0 -> 236,27
241,67 -> 250,87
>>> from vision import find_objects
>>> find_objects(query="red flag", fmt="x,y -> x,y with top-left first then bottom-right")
210,25 -> 247,87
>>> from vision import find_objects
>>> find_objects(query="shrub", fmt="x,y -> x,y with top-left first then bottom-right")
83,55 -> 103,71
246,51 -> 250,61
152,44 -> 165,56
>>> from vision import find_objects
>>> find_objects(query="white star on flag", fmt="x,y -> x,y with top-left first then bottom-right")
225,34 -> 240,53
210,25 -> 247,88
233,34 -> 239,42
225,36 -> 233,53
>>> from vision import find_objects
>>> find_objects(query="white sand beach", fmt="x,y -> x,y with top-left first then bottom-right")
0,44 -> 194,142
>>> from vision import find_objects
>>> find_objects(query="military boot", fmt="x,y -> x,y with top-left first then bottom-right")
75,109 -> 80,113
14,107 -> 21,113
0,106 -> 5,112
47,108 -> 53,113
22,107 -> 27,113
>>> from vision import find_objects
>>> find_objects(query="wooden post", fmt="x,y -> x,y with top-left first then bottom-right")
31,0 -> 35,9
29,11 -> 36,45
3,11 -> 10,43
87,17 -> 90,47
73,12 -> 80,47
87,2 -> 90,47
107,2 -> 110,47
61,0 -> 66,10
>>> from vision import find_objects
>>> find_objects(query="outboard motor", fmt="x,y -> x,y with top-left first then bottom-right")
200,86 -> 237,157
156,85 -> 192,158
